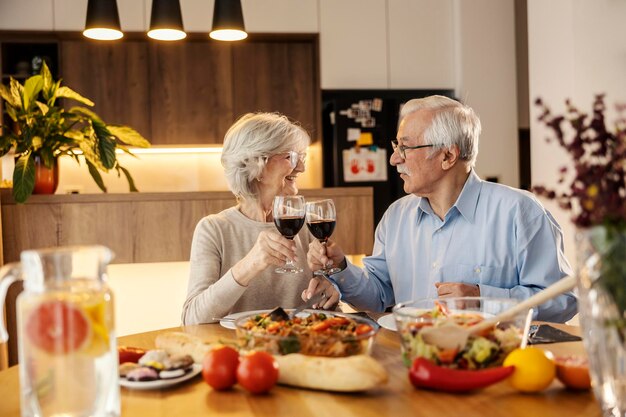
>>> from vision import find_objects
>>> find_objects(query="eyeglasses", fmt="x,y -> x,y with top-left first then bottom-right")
265,151 -> 306,168
391,139 -> 435,160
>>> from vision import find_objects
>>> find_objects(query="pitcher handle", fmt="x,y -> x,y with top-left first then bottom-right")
0,263 -> 21,343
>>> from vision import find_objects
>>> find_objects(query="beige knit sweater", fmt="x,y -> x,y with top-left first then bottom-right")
181,206 -> 314,325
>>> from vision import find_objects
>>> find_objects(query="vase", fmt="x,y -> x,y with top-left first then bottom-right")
32,155 -> 59,195
576,226 -> 626,417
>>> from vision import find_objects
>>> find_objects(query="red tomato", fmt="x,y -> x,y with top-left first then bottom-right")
26,300 -> 90,354
202,346 -> 240,390
355,324 -> 373,336
118,346 -> 146,364
236,351 -> 279,394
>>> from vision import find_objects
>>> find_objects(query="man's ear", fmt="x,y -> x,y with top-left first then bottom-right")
441,145 -> 460,170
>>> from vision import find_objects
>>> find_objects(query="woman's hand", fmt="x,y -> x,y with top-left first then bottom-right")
307,239 -> 346,273
232,230 -> 297,286
301,276 -> 340,310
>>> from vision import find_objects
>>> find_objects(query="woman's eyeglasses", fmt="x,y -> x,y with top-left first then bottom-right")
287,150 -> 307,168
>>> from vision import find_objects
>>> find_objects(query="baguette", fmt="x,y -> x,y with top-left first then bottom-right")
275,353 -> 388,392
154,332 -> 212,364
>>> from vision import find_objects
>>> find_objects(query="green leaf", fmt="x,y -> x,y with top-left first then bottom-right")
9,78 -> 24,110
116,164 -> 138,192
23,75 -> 44,110
70,106 -> 103,123
107,125 -> 150,148
85,159 -> 107,192
35,101 -> 49,115
79,140 -> 106,171
0,84 -> 18,107
56,86 -> 94,106
41,61 -> 53,98
13,153 -> 35,203
98,136 -> 116,169
39,148 -> 56,169
47,79 -> 62,107
5,104 -> 17,122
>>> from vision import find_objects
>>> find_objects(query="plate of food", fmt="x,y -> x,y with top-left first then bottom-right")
119,349 -> 200,390
119,364 -> 202,390
220,310 -> 273,330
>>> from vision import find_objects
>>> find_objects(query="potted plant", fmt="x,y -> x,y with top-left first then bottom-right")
0,62 -> 150,203
533,94 -> 625,416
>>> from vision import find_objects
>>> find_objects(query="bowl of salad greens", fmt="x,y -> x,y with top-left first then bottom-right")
393,297 -> 526,369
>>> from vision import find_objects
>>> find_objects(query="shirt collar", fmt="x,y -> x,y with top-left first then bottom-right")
454,170 -> 482,223
415,170 -> 483,223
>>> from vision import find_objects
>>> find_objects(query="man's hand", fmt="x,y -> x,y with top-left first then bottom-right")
435,282 -> 480,298
301,276 -> 340,310
307,239 -> 346,273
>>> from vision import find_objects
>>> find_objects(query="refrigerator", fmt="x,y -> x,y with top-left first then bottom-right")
322,89 -> 454,226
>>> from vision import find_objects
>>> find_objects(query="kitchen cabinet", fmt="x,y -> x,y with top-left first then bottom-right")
60,40 -> 152,141
149,41 -> 234,145
1,187 -> 374,264
319,0 -> 455,89
232,40 -> 320,140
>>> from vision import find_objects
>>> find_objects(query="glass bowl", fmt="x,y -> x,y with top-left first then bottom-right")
393,297 -> 528,368
234,310 -> 378,357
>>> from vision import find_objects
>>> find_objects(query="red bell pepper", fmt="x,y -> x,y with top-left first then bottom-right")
409,358 -> 514,392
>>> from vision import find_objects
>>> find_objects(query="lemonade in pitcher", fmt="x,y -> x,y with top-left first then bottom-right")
0,246 -> 120,417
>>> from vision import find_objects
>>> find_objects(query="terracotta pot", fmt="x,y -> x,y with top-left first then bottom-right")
32,155 -> 59,195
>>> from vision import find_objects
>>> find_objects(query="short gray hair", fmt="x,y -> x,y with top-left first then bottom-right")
399,95 -> 481,167
221,112 -> 310,201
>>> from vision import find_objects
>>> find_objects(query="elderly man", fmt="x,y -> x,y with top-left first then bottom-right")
307,95 -> 576,322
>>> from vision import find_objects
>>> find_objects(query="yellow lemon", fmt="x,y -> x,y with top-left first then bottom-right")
503,347 -> 556,393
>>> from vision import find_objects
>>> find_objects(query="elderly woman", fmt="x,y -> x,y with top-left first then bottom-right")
182,112 -> 321,325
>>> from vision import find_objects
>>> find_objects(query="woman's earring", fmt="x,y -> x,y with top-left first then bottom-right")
256,177 -> 263,182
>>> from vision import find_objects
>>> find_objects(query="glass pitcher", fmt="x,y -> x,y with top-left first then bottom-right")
0,245 -> 120,417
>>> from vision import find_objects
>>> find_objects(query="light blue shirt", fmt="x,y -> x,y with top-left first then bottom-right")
332,171 -> 577,322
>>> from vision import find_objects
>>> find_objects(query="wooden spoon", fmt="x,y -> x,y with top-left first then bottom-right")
419,275 -> 577,350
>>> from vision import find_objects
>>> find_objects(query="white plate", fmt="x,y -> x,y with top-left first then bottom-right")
377,314 -> 397,331
220,309 -> 274,330
119,364 -> 202,390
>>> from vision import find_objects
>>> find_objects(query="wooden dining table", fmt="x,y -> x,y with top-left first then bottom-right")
0,320 -> 601,417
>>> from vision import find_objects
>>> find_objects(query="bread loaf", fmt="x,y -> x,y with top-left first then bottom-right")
275,353 -> 388,392
154,332 -> 212,364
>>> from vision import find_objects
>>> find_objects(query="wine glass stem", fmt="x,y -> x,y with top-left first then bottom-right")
321,241 -> 333,269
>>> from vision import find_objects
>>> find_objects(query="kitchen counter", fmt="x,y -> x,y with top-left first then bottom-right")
0,188 -> 374,264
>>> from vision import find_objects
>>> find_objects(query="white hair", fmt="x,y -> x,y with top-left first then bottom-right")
221,112 -> 310,201
399,95 -> 481,167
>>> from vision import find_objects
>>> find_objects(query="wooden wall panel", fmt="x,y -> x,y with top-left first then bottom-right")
149,42 -> 234,145
60,40 -> 152,140
232,41 -> 320,140
1,188 -> 373,264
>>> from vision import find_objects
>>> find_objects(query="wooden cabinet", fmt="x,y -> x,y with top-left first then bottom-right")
60,40 -> 152,141
0,187 -> 374,264
232,40 -> 320,139
58,36 -> 320,145
149,42 -> 234,145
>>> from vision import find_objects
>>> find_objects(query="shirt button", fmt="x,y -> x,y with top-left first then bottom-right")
432,262 -> 437,268
474,268 -> 481,273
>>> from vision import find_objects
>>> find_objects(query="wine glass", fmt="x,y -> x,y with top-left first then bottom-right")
305,199 -> 341,275
272,195 -> 306,273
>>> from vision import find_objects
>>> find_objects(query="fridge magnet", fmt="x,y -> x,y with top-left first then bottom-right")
358,100 -> 372,110
356,132 -> 373,146
362,117 -> 375,128
372,98 -> 383,112
347,128 -> 361,142
342,146 -> 388,182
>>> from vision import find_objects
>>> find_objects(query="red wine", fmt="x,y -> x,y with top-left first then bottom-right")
274,216 -> 305,239
307,219 -> 336,241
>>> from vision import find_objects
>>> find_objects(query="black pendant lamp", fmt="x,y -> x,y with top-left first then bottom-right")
209,0 -> 248,41
83,0 -> 124,40
148,0 -> 187,41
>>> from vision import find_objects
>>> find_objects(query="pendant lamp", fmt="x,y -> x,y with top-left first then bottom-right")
83,0 -> 124,40
209,0 -> 248,41
148,0 -> 187,41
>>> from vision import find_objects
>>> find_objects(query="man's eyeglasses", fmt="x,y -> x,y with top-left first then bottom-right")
391,139 -> 435,159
